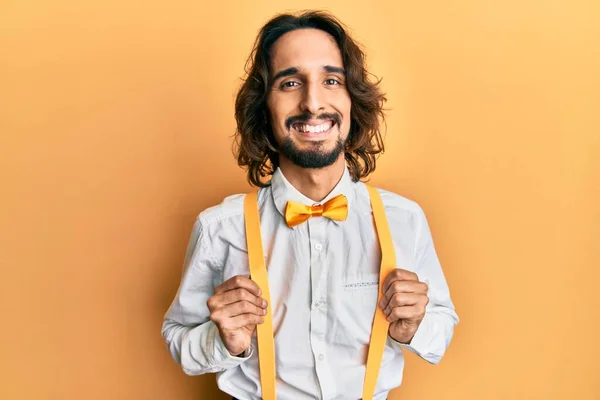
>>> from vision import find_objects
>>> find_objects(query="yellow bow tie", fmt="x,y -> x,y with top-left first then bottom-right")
284,194 -> 348,227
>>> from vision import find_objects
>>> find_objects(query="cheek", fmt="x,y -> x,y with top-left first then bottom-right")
267,95 -> 296,126
338,98 -> 352,133
332,92 -> 352,119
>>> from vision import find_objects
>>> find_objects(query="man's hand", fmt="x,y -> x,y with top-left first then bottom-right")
378,269 -> 429,344
207,275 -> 268,356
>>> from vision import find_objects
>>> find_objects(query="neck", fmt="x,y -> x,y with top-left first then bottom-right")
278,154 -> 346,203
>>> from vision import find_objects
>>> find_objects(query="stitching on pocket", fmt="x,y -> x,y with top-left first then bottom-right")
344,273 -> 379,290
344,281 -> 378,289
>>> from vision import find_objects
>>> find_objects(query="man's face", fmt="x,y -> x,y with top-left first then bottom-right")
266,28 -> 352,169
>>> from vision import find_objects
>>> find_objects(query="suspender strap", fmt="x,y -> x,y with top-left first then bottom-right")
243,192 -> 276,400
243,186 -> 396,400
362,186 -> 397,399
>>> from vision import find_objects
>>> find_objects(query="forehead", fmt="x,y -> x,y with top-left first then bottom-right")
269,28 -> 344,74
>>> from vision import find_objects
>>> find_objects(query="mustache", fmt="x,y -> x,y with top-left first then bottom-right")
285,112 -> 341,130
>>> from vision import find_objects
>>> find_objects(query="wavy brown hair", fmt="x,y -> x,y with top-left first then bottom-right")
233,10 -> 387,187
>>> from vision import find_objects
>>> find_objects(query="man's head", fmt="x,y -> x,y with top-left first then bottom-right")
234,10 -> 386,187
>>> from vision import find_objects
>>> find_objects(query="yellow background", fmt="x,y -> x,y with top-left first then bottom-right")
1,0 -> 599,399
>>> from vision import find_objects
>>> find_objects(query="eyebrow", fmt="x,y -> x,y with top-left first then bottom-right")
271,65 -> 346,83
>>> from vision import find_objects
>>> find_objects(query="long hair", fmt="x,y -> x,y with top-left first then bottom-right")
233,10 -> 387,187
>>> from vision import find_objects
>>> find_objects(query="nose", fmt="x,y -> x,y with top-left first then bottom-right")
300,81 -> 325,115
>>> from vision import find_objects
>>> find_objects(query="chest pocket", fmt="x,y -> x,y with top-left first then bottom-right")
343,272 -> 380,291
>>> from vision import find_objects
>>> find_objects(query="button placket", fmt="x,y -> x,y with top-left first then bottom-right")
307,217 -> 335,398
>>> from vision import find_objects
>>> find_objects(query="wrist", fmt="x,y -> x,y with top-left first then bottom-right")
389,329 -> 416,344
234,348 -> 249,357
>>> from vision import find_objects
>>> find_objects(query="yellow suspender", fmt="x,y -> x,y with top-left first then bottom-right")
244,190 -> 276,399
243,186 -> 396,400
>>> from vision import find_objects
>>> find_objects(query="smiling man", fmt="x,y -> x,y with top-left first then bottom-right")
162,10 -> 458,400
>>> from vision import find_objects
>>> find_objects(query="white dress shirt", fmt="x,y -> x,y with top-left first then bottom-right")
162,166 -> 459,400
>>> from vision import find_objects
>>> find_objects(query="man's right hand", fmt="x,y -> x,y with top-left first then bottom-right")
207,275 -> 268,356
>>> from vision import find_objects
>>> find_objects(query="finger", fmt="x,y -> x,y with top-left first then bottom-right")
216,313 -> 265,331
382,269 -> 419,293
219,300 -> 268,319
383,293 -> 422,316
219,288 -> 268,308
207,288 -> 267,313
214,275 -> 262,297
381,280 -> 428,307
386,305 -> 423,322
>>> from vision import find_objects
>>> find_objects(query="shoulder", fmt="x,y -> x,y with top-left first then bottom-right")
196,193 -> 246,227
354,182 -> 429,238
355,182 -> 424,217
194,186 -> 271,229
376,187 -> 424,217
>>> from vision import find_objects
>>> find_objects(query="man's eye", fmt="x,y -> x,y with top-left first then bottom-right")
281,81 -> 299,88
325,78 -> 341,85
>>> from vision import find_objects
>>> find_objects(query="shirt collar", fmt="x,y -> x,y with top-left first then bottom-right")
270,165 -> 355,227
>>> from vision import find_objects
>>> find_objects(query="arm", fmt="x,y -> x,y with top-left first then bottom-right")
388,206 -> 459,364
161,218 -> 253,376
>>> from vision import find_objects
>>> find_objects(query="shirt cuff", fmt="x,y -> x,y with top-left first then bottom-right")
386,316 -> 430,356
209,323 -> 254,368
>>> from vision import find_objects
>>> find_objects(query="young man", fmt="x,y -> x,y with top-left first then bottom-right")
162,10 -> 458,400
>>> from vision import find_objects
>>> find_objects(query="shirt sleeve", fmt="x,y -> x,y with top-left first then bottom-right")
388,205 -> 459,364
161,217 -> 253,375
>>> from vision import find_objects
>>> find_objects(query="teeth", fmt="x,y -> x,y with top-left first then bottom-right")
296,121 -> 333,133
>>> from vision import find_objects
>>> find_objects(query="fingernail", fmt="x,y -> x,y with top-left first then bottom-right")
262,308 -> 267,315
258,289 -> 262,296
262,300 -> 267,307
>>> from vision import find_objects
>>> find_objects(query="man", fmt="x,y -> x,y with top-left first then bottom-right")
162,10 -> 458,400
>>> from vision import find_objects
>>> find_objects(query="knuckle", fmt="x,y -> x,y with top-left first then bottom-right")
398,269 -> 412,278
206,297 -> 215,310
234,275 -> 245,286
210,312 -> 220,326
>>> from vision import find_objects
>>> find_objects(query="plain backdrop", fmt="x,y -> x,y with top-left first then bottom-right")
1,0 -> 599,399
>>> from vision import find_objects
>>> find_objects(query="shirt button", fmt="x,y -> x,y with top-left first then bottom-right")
318,354 -> 325,361
315,300 -> 323,308
315,243 -> 323,251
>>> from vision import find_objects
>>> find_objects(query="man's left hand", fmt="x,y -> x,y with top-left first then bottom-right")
378,269 -> 429,344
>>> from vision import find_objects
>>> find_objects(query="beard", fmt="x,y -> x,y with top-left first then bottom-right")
277,111 -> 346,169
278,134 -> 345,169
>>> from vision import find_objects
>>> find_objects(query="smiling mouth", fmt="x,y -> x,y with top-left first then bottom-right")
291,120 -> 336,136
